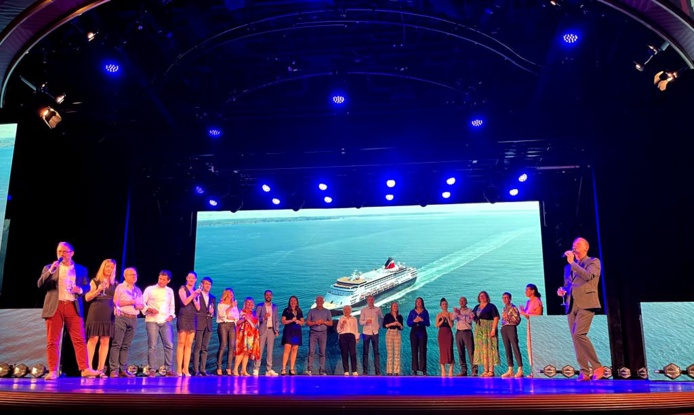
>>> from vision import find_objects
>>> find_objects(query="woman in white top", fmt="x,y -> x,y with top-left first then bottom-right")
519,283 -> 544,378
337,305 -> 360,375
216,288 -> 238,375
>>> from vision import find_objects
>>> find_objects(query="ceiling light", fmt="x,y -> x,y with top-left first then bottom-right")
654,70 -> 677,91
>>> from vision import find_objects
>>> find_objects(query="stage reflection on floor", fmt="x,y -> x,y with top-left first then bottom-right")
2,375 -> 694,414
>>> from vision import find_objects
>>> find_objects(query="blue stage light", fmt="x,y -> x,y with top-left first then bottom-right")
318,183 -> 328,191
563,33 -> 579,44
386,179 -> 396,188
261,184 -> 271,192
509,188 -> 519,196
324,196 -> 333,204
471,118 -> 484,127
385,194 -> 394,201
104,63 -> 120,73
271,198 -> 280,205
332,95 -> 345,104
208,128 -> 222,138
446,177 -> 456,185
442,191 -> 451,199
194,186 -> 205,195
208,198 -> 219,207
518,173 -> 528,183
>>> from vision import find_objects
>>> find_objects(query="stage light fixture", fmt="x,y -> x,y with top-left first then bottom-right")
518,173 -> 528,183
228,195 -> 243,213
637,367 -> 649,379
31,363 -> 47,378
538,365 -> 557,377
483,184 -> 499,204
86,31 -> 98,41
324,196 -> 333,204
654,363 -> 681,379
127,364 -> 141,376
446,177 -> 456,185
272,198 -> 280,205
261,184 -> 271,193
0,362 -> 12,377
634,41 -> 669,72
385,194 -> 394,201
40,107 -> 62,129
143,364 -> 153,375
442,191 -> 451,199
318,183 -> 328,191
618,367 -> 631,379
654,70 -> 677,91
509,188 -> 519,197
13,363 -> 29,377
386,179 -> 396,188
561,365 -> 576,378
601,366 -> 612,379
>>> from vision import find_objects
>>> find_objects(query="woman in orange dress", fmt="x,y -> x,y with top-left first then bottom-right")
234,297 -> 260,376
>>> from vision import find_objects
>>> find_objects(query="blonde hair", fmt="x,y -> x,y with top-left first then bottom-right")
96,259 -> 117,285
221,288 -> 234,303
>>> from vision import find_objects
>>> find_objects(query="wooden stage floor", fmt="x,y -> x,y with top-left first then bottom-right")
2,374 -> 694,414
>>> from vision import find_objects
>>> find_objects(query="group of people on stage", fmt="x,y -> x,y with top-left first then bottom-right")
37,236 -> 604,381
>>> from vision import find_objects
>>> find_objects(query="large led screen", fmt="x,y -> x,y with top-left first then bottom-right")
194,201 -> 546,374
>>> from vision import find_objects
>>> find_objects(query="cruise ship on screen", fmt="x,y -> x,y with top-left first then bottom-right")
314,257 -> 418,316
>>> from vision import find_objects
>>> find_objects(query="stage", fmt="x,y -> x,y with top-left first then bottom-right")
1,375 -> 694,414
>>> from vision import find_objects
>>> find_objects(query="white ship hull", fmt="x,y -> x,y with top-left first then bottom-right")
313,260 -> 417,316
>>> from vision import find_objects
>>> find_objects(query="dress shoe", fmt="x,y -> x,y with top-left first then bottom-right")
148,369 -> 156,378
165,371 -> 179,377
81,368 -> 103,378
199,371 -> 208,376
592,366 -> 605,381
120,370 -> 135,378
109,371 -> 119,378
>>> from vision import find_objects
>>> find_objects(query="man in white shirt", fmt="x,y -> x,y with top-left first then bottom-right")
253,289 -> 279,376
142,270 -> 177,377
359,295 -> 384,375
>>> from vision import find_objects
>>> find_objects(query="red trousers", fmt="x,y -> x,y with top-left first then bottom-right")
45,301 -> 89,372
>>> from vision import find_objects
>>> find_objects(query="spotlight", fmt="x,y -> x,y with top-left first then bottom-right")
654,363 -> 682,379
561,365 -> 576,378
324,196 -> 333,204
13,363 -> 29,378
617,367 -> 632,379
31,363 -> 47,378
318,183 -> 328,191
654,70 -> 677,91
538,365 -> 557,377
385,194 -> 394,201
0,362 -> 12,377
271,198 -> 280,205
261,184 -> 271,193
40,106 -> 62,129
386,179 -> 396,188
509,188 -> 519,197
685,363 -> 694,379
86,31 -> 98,41
601,366 -> 612,379
637,367 -> 649,380
446,177 -> 456,185
53,93 -> 66,104
441,191 -> 451,199
127,364 -> 141,377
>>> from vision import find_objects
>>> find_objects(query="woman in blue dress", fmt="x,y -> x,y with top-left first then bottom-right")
280,295 -> 305,375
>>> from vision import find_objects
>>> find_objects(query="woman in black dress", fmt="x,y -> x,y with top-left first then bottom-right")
84,258 -> 117,377
280,295 -> 304,375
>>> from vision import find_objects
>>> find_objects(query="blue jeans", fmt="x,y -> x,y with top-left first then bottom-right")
146,321 -> 174,370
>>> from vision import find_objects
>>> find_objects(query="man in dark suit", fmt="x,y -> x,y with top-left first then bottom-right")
37,241 -> 102,380
193,276 -> 216,376
557,237 -> 604,382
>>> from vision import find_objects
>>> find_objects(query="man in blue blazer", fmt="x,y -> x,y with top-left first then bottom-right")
37,241 -> 102,380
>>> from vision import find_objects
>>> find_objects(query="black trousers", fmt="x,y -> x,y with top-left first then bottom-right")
455,329 -> 477,375
501,325 -> 522,367
410,326 -> 428,373
339,333 -> 358,373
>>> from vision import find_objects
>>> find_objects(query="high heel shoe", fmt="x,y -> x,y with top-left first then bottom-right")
226,369 -> 232,376
216,369 -> 223,376
289,369 -> 296,375
280,370 -> 287,375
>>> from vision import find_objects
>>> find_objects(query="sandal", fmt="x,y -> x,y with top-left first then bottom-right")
226,369 -> 232,376
216,369 -> 223,376
290,369 -> 296,375
281,370 -> 287,375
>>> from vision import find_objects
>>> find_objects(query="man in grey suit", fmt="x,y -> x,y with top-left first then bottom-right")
253,289 -> 280,376
557,237 -> 604,382
37,241 -> 102,380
